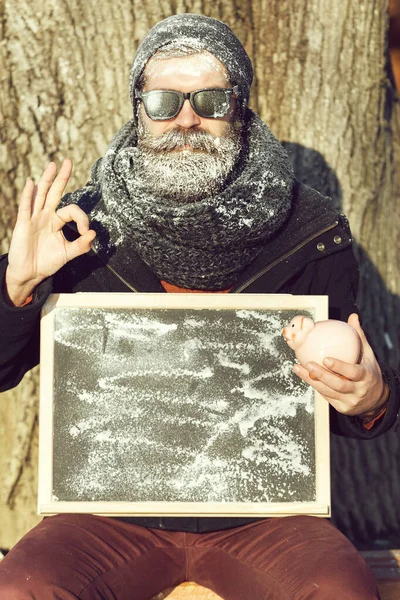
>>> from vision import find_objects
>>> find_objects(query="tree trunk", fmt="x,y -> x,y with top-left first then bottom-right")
0,0 -> 399,549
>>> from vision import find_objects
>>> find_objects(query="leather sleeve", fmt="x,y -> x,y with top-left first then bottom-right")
0,255 -> 53,391
331,364 -> 400,438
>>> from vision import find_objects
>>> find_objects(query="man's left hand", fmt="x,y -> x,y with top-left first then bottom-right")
292,313 -> 390,419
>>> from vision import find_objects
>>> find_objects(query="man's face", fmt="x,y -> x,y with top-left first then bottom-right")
140,53 -> 236,139
135,52 -> 243,202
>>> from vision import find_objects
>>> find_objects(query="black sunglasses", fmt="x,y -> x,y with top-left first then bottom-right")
135,86 -> 239,121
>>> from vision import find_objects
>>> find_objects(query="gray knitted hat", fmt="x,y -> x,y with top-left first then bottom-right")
129,14 -> 253,118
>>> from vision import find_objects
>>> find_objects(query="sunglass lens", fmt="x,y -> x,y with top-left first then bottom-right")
193,90 -> 230,118
144,91 -> 182,120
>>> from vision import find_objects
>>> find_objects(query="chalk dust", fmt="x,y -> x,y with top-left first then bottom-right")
52,307 -> 316,505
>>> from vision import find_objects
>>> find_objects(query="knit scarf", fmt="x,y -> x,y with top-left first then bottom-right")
61,111 -> 294,290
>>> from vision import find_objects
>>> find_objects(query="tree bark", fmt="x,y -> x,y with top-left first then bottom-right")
0,0 -> 399,548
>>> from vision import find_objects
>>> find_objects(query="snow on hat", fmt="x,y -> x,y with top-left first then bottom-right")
129,13 -> 253,116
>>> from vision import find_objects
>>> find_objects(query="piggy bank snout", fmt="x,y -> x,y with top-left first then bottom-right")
282,326 -> 300,343
282,315 -> 311,343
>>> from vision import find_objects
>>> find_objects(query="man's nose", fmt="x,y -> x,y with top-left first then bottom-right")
174,99 -> 201,128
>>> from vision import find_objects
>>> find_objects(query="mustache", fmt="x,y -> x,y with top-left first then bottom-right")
138,127 -> 225,153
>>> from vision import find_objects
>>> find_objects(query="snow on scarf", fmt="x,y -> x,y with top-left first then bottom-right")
61,110 -> 294,290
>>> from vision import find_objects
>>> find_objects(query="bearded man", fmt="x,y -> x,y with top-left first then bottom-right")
0,13 -> 398,600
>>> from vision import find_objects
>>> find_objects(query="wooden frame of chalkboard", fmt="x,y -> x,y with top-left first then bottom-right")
39,293 -> 330,517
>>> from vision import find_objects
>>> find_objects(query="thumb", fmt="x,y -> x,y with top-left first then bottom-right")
347,313 -> 373,359
66,229 -> 96,261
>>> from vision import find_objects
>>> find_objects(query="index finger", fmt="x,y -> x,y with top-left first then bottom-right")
44,159 -> 73,209
321,357 -> 365,382
293,363 -> 355,399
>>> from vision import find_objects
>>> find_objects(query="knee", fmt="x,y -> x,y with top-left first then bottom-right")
311,561 -> 379,599
282,517 -> 380,599
311,580 -> 379,600
0,557 -> 64,598
0,571 -> 52,598
0,583 -> 31,599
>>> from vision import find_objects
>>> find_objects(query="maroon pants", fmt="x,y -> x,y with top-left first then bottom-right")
0,514 -> 380,599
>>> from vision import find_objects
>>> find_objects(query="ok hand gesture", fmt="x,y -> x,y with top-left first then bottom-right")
5,160 -> 96,306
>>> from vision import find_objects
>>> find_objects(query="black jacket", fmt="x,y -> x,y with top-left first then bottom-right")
1,179 -> 398,435
0,180 -> 398,532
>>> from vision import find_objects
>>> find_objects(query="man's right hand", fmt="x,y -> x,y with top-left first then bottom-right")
5,159 -> 96,307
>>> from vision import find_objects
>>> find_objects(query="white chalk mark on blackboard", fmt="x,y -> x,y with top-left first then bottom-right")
53,307 -> 316,504
217,351 -> 250,375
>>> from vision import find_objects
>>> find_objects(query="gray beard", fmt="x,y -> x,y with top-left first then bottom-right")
136,115 -> 243,202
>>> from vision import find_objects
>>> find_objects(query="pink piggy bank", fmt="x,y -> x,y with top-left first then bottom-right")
282,316 -> 361,368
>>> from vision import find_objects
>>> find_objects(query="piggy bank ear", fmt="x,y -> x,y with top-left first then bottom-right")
301,316 -> 315,333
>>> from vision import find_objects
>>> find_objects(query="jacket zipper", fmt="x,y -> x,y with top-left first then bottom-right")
232,220 -> 339,293
103,261 -> 139,292
89,247 -> 140,293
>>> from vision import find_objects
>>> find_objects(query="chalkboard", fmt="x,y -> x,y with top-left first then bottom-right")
39,293 -> 330,517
